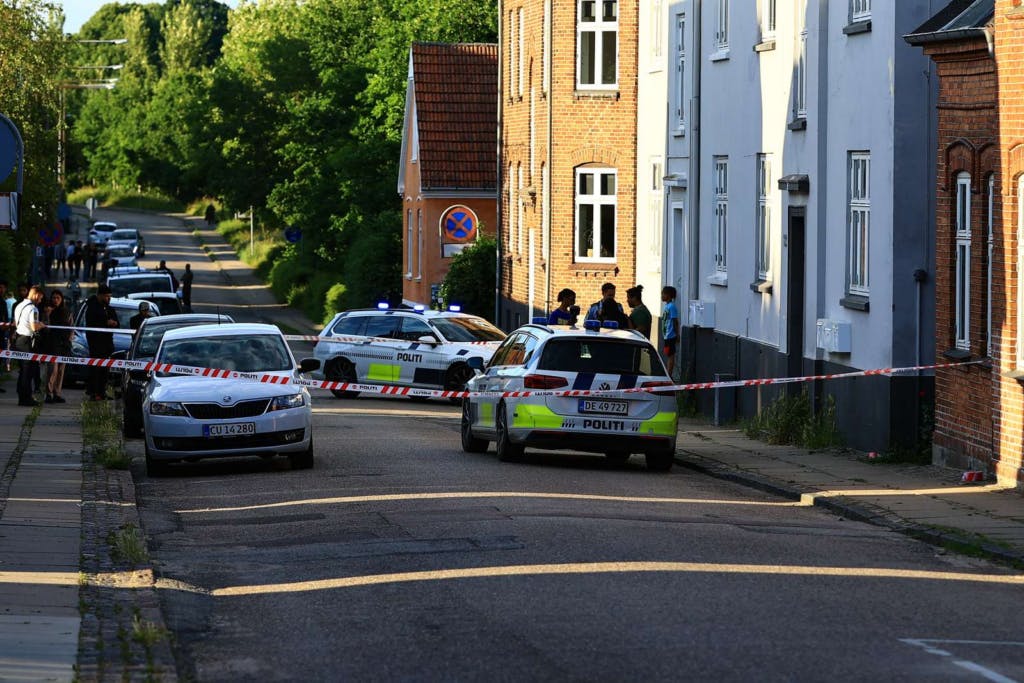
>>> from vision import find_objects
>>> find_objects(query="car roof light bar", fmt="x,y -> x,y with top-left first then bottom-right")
582,319 -> 601,330
377,302 -> 389,310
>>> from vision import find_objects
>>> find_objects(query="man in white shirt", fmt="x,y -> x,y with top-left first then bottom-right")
13,286 -> 46,406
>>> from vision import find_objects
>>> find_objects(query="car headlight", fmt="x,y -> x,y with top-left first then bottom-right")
269,393 -> 305,411
149,401 -> 187,416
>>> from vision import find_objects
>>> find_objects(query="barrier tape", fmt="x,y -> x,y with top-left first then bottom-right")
281,333 -> 498,346
0,348 -> 987,401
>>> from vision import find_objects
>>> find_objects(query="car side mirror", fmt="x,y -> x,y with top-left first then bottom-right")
466,356 -> 484,372
298,358 -> 321,374
417,334 -> 440,345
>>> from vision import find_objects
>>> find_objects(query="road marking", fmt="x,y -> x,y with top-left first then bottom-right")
801,483 -> 1016,503
176,491 -> 805,515
210,561 -> 1024,597
901,638 -> 1023,683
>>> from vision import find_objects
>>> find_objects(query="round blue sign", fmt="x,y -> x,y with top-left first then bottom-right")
284,227 -> 301,243
442,205 -> 478,242
0,125 -> 16,185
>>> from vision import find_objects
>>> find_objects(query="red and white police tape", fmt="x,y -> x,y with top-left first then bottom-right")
0,347 -> 987,401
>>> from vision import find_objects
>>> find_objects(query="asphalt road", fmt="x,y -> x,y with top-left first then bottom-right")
116,209 -> 1024,682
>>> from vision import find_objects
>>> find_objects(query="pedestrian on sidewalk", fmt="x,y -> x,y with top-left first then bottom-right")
84,285 -> 118,401
205,203 -> 216,226
661,286 -> 680,380
12,286 -> 46,406
626,285 -> 652,339
548,288 -> 578,326
55,240 -> 67,278
180,263 -> 194,311
156,261 -> 179,291
41,289 -> 72,404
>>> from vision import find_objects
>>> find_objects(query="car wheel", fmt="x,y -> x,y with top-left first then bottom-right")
145,443 -> 169,477
605,451 -> 631,464
290,439 -> 314,470
444,363 -> 474,404
461,400 -> 488,453
645,449 -> 674,472
495,402 -> 524,462
326,358 -> 359,399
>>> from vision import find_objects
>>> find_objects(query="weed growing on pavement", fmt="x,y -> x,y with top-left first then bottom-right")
108,524 -> 149,566
745,390 -> 843,449
81,401 -> 130,469
131,613 -> 167,647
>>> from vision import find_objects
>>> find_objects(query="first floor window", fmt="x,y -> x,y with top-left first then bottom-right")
955,172 -> 971,350
714,0 -> 728,50
578,0 -> 618,87
756,154 -> 772,280
848,152 -> 870,295
714,156 -> 728,273
575,167 -> 617,261
851,0 -> 870,23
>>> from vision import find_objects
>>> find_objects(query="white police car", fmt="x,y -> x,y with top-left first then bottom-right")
313,305 -> 506,398
460,319 -> 678,471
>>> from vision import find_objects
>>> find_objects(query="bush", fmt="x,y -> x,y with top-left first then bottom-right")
744,389 -> 842,449
322,282 -> 348,324
440,236 -> 496,321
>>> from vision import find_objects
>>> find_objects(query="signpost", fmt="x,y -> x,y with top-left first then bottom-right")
0,114 -> 24,231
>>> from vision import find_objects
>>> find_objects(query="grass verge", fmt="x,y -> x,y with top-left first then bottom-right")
67,186 -> 185,214
81,400 -> 130,469
108,523 -> 148,565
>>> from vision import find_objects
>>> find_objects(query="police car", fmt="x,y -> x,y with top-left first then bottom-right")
313,305 -> 506,398
460,319 -> 678,471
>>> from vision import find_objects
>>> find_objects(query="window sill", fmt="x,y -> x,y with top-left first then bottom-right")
788,118 -> 807,131
569,262 -> 618,272
672,127 -> 686,138
573,89 -> 620,100
843,20 -> 871,35
839,295 -> 869,312
709,49 -> 730,62
942,347 -> 971,361
750,279 -> 773,294
405,273 -> 413,280
707,272 -> 728,287
753,39 -> 776,53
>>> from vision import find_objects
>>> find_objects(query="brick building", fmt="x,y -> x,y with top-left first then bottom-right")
498,0 -> 639,331
398,43 -> 498,308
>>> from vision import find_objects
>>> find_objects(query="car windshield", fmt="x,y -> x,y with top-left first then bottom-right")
107,246 -> 134,257
537,339 -> 665,376
110,276 -> 173,297
137,320 -> 217,358
432,316 -> 506,342
110,230 -> 137,241
158,334 -> 292,373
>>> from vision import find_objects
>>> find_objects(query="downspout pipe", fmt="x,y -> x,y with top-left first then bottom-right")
689,0 -> 701,305
496,9 -> 505,325
545,0 -> 553,318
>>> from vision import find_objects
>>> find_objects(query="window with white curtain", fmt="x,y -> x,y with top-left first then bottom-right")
955,172 -> 971,350
577,0 -> 618,88
848,152 -> 870,296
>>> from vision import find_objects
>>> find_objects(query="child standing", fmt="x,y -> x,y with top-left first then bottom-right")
661,286 -> 680,378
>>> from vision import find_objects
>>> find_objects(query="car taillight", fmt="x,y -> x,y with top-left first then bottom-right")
523,374 -> 569,389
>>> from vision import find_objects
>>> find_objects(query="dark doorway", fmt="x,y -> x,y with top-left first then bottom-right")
786,208 -> 806,391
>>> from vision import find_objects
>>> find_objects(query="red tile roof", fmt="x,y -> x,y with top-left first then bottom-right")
411,42 -> 497,191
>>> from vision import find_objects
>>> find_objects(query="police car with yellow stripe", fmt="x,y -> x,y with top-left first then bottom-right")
460,319 -> 678,471
313,305 -> 506,398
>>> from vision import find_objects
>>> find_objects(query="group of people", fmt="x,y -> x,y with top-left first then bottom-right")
3,282 -> 74,406
547,282 -> 681,376
36,240 -> 101,283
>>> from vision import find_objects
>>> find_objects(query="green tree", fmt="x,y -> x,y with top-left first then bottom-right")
440,237 -> 496,321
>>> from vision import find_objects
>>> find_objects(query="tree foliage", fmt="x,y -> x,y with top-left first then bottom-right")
440,237 -> 497,322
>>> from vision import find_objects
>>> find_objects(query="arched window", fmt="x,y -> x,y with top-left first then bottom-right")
955,171 -> 971,350
986,174 -> 995,356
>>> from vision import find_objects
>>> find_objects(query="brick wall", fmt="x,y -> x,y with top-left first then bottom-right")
500,0 -> 638,324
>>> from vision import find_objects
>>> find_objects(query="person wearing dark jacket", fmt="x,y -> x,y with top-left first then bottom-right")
41,289 -> 73,403
84,285 -> 119,400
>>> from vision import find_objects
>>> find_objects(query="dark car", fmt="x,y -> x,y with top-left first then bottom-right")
116,313 -> 234,437
65,297 -> 159,388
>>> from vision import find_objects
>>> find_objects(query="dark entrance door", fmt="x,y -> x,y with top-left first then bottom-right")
786,208 -> 806,392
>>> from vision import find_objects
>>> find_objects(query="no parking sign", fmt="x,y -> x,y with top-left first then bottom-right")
440,205 -> 478,258
38,221 -> 63,247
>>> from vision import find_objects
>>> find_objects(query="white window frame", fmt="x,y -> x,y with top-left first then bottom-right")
851,0 -> 871,23
955,172 -> 971,350
518,7 -> 525,97
576,0 -> 619,89
761,0 -> 776,40
795,20 -> 807,119
649,0 -> 664,69
509,9 -> 516,99
507,163 -> 516,254
406,209 -> 413,279
713,0 -> 729,51
1018,175 -> 1024,367
650,157 -> 664,260
674,13 -> 685,133
713,156 -> 728,274
756,154 -> 772,281
543,0 -> 551,94
574,167 -> 617,263
541,161 -> 549,258
517,163 -> 524,255
416,208 -> 423,280
848,152 -> 870,296
987,174 -> 995,356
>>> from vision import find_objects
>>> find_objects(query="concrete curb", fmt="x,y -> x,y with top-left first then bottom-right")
675,454 -> 1024,570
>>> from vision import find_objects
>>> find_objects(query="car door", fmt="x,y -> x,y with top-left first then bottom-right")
355,314 -> 402,385
474,332 -> 536,434
396,315 -> 446,387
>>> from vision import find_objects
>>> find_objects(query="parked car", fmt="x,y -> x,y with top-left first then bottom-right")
313,306 -> 505,399
460,320 -> 678,471
105,227 -> 145,256
100,244 -> 138,269
126,291 -> 184,315
142,323 -> 320,475
88,221 -> 117,246
116,313 -> 234,438
107,271 -> 176,298
65,297 -> 160,387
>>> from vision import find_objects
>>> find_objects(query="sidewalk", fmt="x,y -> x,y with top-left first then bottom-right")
674,417 -> 1024,567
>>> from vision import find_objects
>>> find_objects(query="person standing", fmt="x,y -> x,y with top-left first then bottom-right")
626,285 -> 652,339
661,286 -> 680,379
73,240 -> 84,279
157,260 -> 179,291
12,286 -> 46,406
41,289 -> 72,404
84,284 -> 118,401
129,301 -> 153,330
86,242 -> 99,281
0,280 -> 9,387
548,288 -> 577,325
585,282 -> 624,321
55,240 -> 68,278
180,263 -> 194,311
